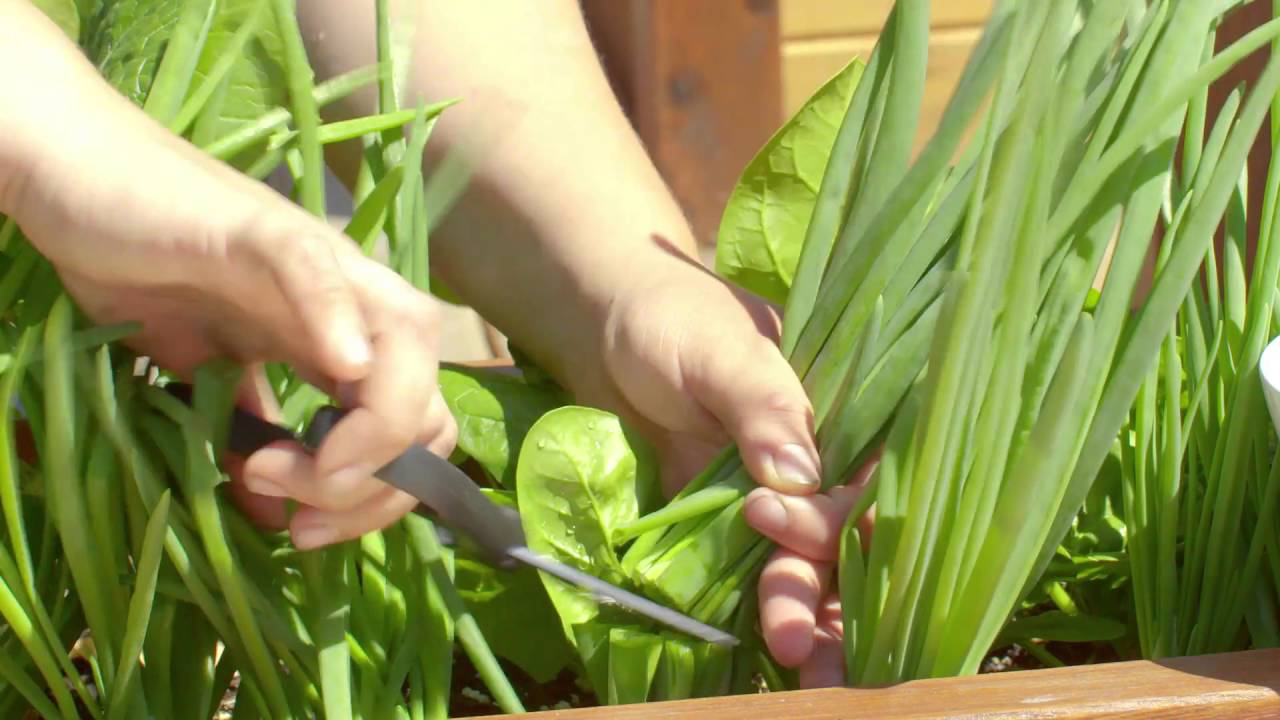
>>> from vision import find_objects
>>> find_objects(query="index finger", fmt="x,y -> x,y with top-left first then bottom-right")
309,264 -> 449,510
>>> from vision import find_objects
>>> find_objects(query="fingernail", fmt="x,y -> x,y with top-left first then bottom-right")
293,522 -> 339,550
245,476 -> 290,499
747,493 -> 789,535
770,443 -> 821,492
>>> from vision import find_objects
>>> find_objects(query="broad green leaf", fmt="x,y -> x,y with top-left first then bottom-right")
455,557 -> 574,683
85,0 -> 186,105
440,365 -> 564,488
997,610 -> 1126,645
515,407 -> 657,641
572,624 -> 613,698
188,0 -> 289,161
29,0 -> 80,41
606,628 -> 662,705
84,0 -> 289,169
715,58 -> 864,304
454,495 -> 575,684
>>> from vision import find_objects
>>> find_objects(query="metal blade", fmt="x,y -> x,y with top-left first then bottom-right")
192,393 -> 734,646
506,546 -> 738,647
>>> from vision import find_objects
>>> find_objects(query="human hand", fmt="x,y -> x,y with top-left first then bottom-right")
0,2 -> 454,550
557,244 -> 872,686
746,459 -> 875,688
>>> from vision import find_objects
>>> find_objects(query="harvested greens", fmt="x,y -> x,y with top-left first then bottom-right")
6,0 -> 1280,717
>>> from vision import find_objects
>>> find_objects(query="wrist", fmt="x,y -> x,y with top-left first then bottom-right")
540,239 -> 708,388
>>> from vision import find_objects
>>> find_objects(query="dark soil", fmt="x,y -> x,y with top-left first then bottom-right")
983,641 -> 1122,674
450,652 -> 598,716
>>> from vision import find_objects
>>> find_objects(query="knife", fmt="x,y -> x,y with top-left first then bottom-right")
167,383 -> 737,648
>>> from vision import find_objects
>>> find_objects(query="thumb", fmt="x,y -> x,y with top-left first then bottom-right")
685,336 -> 821,495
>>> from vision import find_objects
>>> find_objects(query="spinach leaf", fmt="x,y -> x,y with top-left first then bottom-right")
186,0 -> 287,157
438,364 -> 564,488
30,0 -> 81,42
84,0 -> 185,104
454,556 -> 575,683
84,0 -> 288,166
452,488 -> 575,684
515,406 -> 658,640
715,57 -> 864,305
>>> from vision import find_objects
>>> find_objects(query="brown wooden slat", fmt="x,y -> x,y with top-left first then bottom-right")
782,27 -> 981,151
485,649 -> 1280,719
582,0 -> 783,249
780,0 -> 994,39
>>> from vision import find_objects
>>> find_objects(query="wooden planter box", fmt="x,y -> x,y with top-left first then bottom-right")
492,649 -> 1280,719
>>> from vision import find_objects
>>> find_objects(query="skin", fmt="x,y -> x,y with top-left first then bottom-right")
0,0 -> 454,549
0,0 -> 865,683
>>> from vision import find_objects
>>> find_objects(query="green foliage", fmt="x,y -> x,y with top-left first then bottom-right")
454,553 -> 575,684
1119,22 -> 1280,657
715,57 -> 864,304
440,364 -> 565,488
0,1 -> 537,717
29,0 -> 81,42
10,0 -> 1280,715
85,0 -> 187,106
516,407 -> 658,640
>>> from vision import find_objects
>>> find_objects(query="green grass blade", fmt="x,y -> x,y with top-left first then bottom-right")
0,330 -> 36,593
404,516 -> 523,714
200,66 -> 379,160
43,298 -> 124,683
142,0 -> 218,125
345,166 -> 404,253
271,0 -> 324,216
304,548 -> 354,720
171,0 -> 267,135
107,491 -> 171,720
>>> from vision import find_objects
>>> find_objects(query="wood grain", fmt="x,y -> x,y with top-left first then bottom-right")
782,27 -> 981,150
489,649 -> 1280,719
582,0 -> 783,248
780,0 -> 994,39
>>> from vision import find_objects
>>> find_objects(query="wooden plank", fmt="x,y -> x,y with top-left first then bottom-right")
782,27 -> 981,151
780,0 -> 994,39
1210,0 -> 1271,251
491,649 -> 1280,719
581,0 -> 783,249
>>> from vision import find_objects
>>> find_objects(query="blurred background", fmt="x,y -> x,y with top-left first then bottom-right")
438,0 -> 997,362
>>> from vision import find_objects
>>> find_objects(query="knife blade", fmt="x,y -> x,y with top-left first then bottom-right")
169,384 -> 737,647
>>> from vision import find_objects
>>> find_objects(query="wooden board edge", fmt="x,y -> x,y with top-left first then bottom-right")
485,649 -> 1280,719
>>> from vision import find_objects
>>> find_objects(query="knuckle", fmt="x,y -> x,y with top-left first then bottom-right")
316,470 -> 384,511
392,289 -> 440,332
767,393 -> 815,424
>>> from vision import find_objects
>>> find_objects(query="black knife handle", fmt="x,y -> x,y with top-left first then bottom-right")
164,383 -> 296,455
165,383 -> 523,568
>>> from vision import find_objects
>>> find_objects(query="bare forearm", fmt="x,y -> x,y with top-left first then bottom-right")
0,1 -> 94,211
298,0 -> 699,378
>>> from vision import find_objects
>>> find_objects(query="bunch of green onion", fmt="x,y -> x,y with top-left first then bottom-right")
1123,13 -> 1280,659
610,0 -> 1280,685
